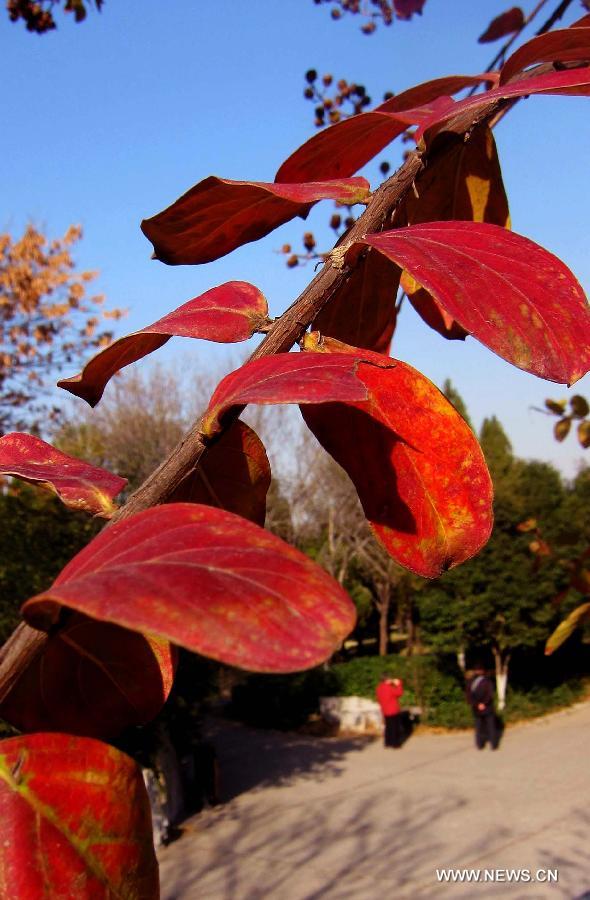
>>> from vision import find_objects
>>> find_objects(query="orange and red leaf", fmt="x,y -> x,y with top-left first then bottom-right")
301,334 -> 493,578
0,734 -> 158,898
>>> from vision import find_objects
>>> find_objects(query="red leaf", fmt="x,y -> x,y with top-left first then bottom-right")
376,74 -> 499,114
404,126 -> 509,227
500,26 -> 590,84
400,125 -> 508,341
301,334 -> 493,578
478,7 -> 524,44
276,111 -> 417,184
0,433 -> 126,517
141,176 -> 370,265
418,67 -> 590,141
200,352 -> 371,437
22,503 -> 356,673
394,0 -> 426,19
402,276 -> 468,341
0,614 -> 176,739
58,281 -> 269,407
362,222 -> 590,385
169,419 -> 271,525
0,733 -> 158,898
276,76 -> 496,183
313,250 -> 401,354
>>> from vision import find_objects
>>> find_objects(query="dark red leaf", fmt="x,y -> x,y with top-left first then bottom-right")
403,126 -> 509,227
363,222 -> 590,384
169,419 -> 271,525
141,176 -> 370,265
200,352 -> 371,437
0,733 -> 158,898
478,7 -> 525,43
301,334 -> 493,578
58,281 -> 269,407
0,614 -> 176,739
276,76 -> 496,183
276,111 -> 417,184
500,26 -> 590,83
394,0 -> 426,19
400,125 -> 508,341
314,249 -> 401,354
403,278 -> 468,340
22,503 -> 356,673
418,67 -> 590,141
0,433 -> 127,517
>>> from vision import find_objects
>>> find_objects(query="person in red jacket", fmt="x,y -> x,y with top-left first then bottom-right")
376,673 -> 404,748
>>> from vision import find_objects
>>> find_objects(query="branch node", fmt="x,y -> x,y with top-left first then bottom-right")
329,243 -> 352,270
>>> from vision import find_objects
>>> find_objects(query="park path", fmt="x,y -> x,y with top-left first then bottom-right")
158,703 -> 590,899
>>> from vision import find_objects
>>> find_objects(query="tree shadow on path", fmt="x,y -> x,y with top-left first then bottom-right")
202,716 -> 375,801
160,788 -> 466,900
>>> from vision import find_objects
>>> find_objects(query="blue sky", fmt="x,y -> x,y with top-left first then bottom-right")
2,0 -> 590,475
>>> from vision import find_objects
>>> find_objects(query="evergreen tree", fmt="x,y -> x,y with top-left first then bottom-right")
442,379 -> 473,429
0,485 -> 99,643
418,450 -> 567,710
479,415 -> 514,481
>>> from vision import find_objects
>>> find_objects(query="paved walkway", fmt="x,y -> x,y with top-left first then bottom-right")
159,703 -> 590,899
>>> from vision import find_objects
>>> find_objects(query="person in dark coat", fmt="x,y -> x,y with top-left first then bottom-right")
376,673 -> 404,748
466,665 -> 500,750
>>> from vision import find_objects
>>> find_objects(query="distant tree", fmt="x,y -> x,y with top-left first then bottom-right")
264,478 -> 295,543
479,415 -> 514,482
294,438 -> 419,655
529,464 -> 590,653
418,448 -> 567,708
0,484 -> 99,643
55,366 -> 189,492
0,224 -> 121,432
442,378 -> 473,429
295,447 -> 362,585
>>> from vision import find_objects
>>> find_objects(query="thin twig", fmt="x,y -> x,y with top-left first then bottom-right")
536,0 -> 576,34
486,0 -> 550,73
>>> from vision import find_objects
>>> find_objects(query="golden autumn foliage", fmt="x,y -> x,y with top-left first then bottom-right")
0,224 -> 123,430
